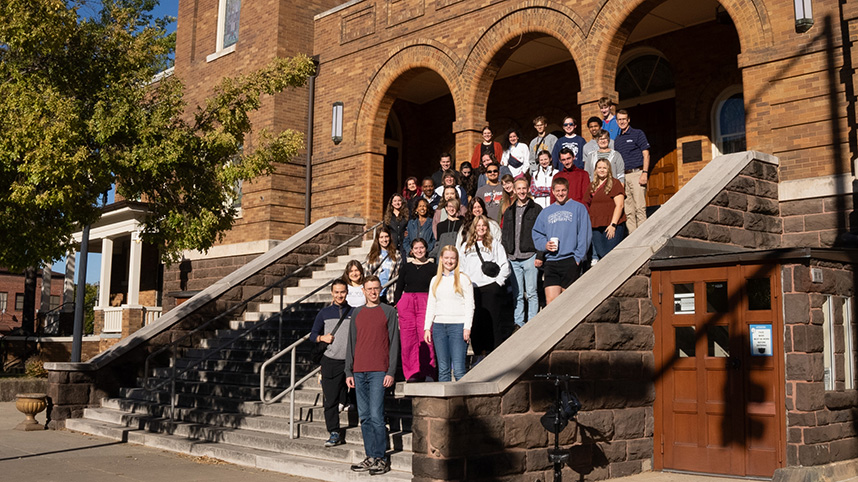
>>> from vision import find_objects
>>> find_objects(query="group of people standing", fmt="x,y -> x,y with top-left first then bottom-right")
307,96 -> 652,473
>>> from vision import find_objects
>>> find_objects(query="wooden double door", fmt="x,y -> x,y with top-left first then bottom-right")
652,264 -> 786,478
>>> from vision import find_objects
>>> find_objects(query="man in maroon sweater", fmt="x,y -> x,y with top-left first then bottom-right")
345,276 -> 400,475
550,147 -> 591,205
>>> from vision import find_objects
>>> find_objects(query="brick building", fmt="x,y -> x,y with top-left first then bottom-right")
52,0 -> 857,480
0,267 -> 64,334
305,0 -> 858,479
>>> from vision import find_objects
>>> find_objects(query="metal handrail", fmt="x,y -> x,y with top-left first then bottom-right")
43,302 -> 75,335
142,221 -> 381,422
259,275 -> 398,439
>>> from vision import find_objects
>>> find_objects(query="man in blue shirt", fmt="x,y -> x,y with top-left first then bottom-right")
551,116 -> 586,171
532,177 -> 592,305
614,109 -> 651,233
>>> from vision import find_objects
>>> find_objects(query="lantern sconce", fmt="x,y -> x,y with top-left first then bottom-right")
794,0 -> 813,33
332,102 -> 343,145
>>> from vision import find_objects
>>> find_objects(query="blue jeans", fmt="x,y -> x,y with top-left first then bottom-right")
510,255 -> 539,327
592,223 -> 626,261
353,371 -> 387,459
432,323 -> 467,381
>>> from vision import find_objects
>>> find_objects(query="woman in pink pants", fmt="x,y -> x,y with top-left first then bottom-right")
393,238 -> 437,382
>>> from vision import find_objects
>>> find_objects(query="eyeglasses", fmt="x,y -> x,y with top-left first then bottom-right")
486,169 -> 499,174
563,123 -> 575,127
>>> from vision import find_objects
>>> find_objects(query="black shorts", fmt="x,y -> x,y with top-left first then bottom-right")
543,257 -> 580,289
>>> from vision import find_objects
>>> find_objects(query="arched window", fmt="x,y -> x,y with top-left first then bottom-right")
712,87 -> 746,155
616,51 -> 675,101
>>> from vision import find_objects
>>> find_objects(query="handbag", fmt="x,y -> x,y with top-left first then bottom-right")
475,242 -> 501,278
311,306 -> 351,364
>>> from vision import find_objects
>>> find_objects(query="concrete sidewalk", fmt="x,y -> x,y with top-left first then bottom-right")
0,401 -> 321,482
0,399 -> 760,482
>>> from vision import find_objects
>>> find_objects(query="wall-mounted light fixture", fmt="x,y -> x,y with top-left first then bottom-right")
332,102 -> 343,145
794,0 -> 813,33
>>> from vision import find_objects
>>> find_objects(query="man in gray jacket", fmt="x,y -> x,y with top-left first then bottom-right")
309,279 -> 352,447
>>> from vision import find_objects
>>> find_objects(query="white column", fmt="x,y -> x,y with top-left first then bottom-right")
40,263 -> 52,313
126,231 -> 142,306
99,238 -> 114,309
63,251 -> 76,311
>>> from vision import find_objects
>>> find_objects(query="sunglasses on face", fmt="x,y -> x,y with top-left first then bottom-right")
486,170 -> 499,174
563,123 -> 575,127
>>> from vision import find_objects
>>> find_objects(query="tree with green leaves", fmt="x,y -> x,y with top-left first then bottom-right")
0,0 -> 314,271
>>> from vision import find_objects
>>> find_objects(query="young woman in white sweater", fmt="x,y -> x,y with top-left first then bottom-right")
423,246 -> 474,382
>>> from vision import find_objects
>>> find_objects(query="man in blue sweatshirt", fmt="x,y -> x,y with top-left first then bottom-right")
532,177 -> 592,305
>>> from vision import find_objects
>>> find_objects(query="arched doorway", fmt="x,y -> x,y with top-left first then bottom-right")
484,35 -> 580,161
486,34 -> 582,150
616,48 -> 677,207
380,68 -> 455,201
615,0 -> 744,208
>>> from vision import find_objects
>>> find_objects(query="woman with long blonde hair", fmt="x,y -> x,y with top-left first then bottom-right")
423,246 -> 474,381
459,215 -> 510,358
585,158 -> 626,264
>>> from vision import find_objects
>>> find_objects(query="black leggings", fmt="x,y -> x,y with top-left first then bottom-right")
472,282 -> 503,355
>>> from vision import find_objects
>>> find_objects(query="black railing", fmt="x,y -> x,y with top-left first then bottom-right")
143,221 -> 381,421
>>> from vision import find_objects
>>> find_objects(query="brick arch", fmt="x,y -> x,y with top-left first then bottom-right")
459,3 -> 588,127
590,0 -> 774,97
354,41 -> 462,153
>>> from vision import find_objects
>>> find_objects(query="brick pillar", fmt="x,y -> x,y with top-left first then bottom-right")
453,120 -> 483,168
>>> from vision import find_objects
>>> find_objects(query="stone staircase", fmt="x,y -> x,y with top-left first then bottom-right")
65,239 -> 415,480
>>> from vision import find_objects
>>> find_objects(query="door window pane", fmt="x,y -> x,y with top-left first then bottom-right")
676,326 -> 696,358
747,278 -> 771,310
706,282 -> 728,313
708,325 -> 730,357
674,283 -> 695,314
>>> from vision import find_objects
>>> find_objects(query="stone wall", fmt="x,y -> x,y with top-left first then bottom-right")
675,160 -> 782,248
780,260 -> 858,468
46,221 -> 365,424
411,271 -> 657,482
781,194 -> 854,249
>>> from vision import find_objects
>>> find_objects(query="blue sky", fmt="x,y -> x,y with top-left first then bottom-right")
52,0 -> 180,283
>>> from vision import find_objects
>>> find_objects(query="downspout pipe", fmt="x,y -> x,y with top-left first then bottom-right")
305,57 -> 319,227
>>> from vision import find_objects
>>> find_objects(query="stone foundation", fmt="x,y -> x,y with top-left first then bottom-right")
412,272 -> 657,481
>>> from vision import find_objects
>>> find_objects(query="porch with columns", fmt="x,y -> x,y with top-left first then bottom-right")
68,201 -> 163,342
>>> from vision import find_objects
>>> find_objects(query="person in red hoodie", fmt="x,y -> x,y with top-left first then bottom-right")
549,147 -> 590,205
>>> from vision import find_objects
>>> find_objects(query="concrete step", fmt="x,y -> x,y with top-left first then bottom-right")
65,417 -> 412,481
84,404 -> 411,450
199,337 -> 309,351
143,371 -> 317,396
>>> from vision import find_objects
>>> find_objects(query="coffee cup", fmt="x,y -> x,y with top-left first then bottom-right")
549,237 -> 559,251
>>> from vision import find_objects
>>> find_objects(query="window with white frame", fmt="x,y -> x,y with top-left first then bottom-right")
15,293 -> 24,311
712,87 -> 746,156
0,292 -> 7,312
207,0 -> 241,62
823,295 -> 856,390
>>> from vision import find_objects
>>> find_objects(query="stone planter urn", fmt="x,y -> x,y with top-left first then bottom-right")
15,393 -> 47,431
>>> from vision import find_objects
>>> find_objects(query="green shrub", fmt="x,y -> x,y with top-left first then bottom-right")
24,357 -> 47,378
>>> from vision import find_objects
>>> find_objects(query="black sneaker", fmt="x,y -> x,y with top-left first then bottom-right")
369,457 -> 390,475
351,456 -> 375,472
324,431 -> 343,447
